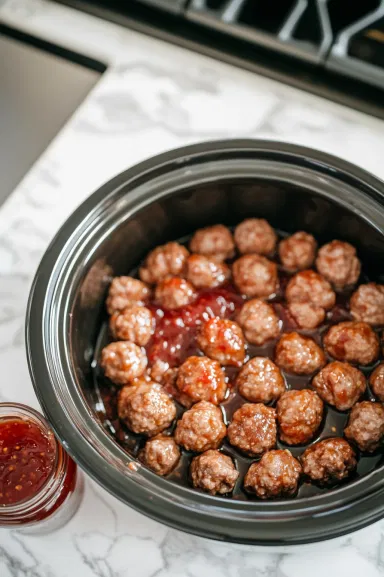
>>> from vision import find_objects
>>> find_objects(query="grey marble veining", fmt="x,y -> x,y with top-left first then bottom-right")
0,0 -> 384,575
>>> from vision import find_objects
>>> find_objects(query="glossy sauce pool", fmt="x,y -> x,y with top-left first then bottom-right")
92,236 -> 383,501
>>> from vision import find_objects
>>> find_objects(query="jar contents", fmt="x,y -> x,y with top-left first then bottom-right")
0,418 -> 55,505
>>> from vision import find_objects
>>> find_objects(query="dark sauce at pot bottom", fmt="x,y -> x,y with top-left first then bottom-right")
92,234 -> 383,501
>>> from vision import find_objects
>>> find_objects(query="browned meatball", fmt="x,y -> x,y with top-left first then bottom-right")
190,450 -> 239,495
100,341 -> 147,385
286,270 -> 336,310
118,382 -> 176,436
236,357 -> 285,404
316,240 -> 361,289
233,254 -> 278,298
350,283 -> 384,326
234,218 -> 277,255
174,401 -> 226,453
312,361 -> 366,411
301,438 -> 356,484
185,254 -> 230,289
287,302 -> 325,329
139,242 -> 189,284
324,321 -> 379,366
237,299 -> 281,345
106,276 -> 151,315
275,332 -> 326,375
279,232 -> 317,271
189,224 -> 235,261
176,356 -> 227,407
139,434 -> 180,476
109,305 -> 154,346
244,450 -> 301,499
196,318 -> 246,367
277,389 -> 324,445
227,403 -> 276,457
370,363 -> 384,402
150,359 -> 177,386
155,277 -> 196,309
344,401 -> 384,452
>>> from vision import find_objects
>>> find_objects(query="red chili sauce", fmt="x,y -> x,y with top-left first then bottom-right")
0,418 -> 55,506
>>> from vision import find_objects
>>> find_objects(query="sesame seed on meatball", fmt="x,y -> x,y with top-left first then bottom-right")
106,276 -> 151,315
324,321 -> 379,366
176,355 -> 227,407
234,218 -> 277,255
244,450 -> 302,499
155,277 -> 196,309
275,332 -> 326,375
279,231 -> 317,272
233,254 -> 278,299
185,254 -> 230,289
236,357 -> 285,404
109,305 -> 154,346
197,317 -> 246,367
316,240 -> 361,289
174,401 -> 226,453
227,403 -> 277,457
350,283 -> 384,326
277,389 -> 324,445
344,401 -> 384,453
301,438 -> 356,484
370,363 -> 384,402
312,361 -> 366,411
100,341 -> 147,385
118,382 -> 176,436
189,224 -> 235,261
237,299 -> 281,346
190,450 -> 239,495
139,434 -> 180,476
139,242 -> 189,284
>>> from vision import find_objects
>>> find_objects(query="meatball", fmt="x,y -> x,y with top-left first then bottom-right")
100,341 -> 147,385
227,403 -> 276,457
109,305 -> 154,346
234,218 -> 277,255
286,270 -> 336,310
186,254 -> 230,289
316,240 -> 361,289
139,434 -> 180,476
312,361 -> 366,411
344,401 -> 384,452
189,224 -> 235,261
190,450 -> 238,495
350,283 -> 384,326
277,389 -> 324,445
139,242 -> 189,284
174,401 -> 226,453
176,356 -> 227,407
288,302 -> 325,329
236,357 -> 285,404
324,321 -> 379,366
155,277 -> 196,309
237,299 -> 281,345
279,231 -> 317,271
118,382 -> 176,436
275,332 -> 325,375
232,254 -> 278,298
196,318 -> 246,367
106,276 -> 150,315
301,438 -> 356,484
244,450 -> 302,499
370,363 -> 384,402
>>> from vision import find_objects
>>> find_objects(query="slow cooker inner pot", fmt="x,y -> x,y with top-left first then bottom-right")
69,175 -> 384,502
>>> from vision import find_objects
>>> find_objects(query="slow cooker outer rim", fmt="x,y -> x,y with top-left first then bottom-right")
26,139 -> 384,545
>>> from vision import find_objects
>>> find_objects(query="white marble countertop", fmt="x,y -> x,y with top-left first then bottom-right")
1,0 -> 384,575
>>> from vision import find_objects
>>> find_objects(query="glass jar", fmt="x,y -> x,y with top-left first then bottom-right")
0,403 -> 83,533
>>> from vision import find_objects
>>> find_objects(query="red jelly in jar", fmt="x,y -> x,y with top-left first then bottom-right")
0,403 -> 83,532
